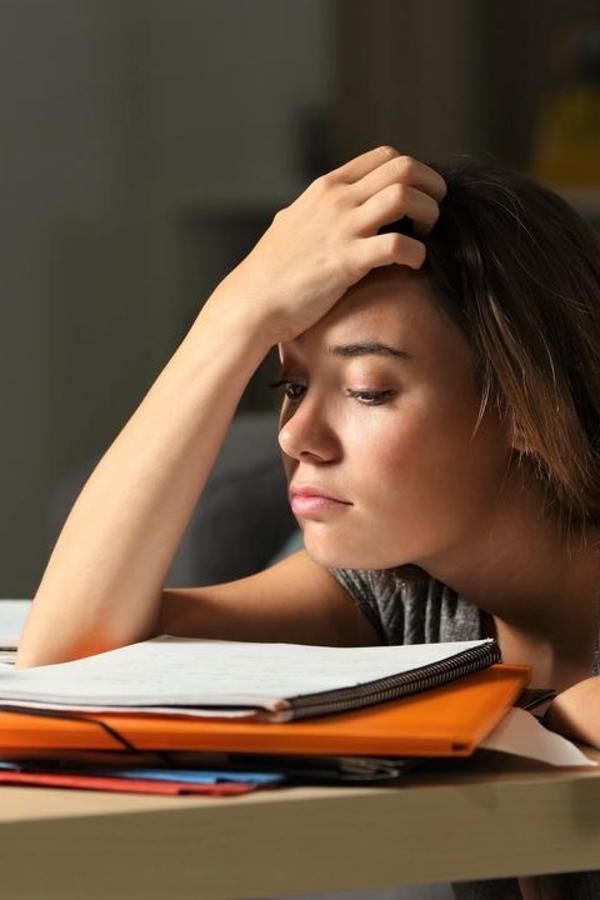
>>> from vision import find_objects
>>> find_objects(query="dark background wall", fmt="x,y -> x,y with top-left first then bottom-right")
1,0 -> 599,597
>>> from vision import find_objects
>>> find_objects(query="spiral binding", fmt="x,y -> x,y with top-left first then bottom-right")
281,640 -> 500,721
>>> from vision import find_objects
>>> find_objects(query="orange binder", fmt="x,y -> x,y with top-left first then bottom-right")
0,663 -> 530,758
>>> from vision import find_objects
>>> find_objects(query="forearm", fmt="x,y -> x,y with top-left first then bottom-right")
542,676 -> 600,749
15,293 -> 271,667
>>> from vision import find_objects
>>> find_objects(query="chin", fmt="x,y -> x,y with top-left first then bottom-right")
302,531 -> 401,572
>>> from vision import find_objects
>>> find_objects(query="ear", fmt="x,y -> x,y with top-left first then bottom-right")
510,415 -> 531,455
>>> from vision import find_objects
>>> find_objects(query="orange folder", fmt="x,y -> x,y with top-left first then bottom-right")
0,663 -> 530,758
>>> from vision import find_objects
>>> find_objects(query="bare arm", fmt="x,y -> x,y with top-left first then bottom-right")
16,294 -> 271,667
15,146 -> 445,668
542,675 -> 600,750
157,548 -> 382,648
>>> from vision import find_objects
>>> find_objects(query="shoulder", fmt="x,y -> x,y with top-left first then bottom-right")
329,565 -> 483,645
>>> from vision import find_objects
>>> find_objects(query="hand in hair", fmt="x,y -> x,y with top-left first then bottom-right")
206,145 -> 447,345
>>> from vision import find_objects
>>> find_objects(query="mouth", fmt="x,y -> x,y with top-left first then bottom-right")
290,493 -> 352,516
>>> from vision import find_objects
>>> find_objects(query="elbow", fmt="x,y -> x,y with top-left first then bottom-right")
14,590 -> 165,669
14,632 -> 134,669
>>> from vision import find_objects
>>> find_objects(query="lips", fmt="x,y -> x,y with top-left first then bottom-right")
290,494 -> 351,515
289,484 -> 350,503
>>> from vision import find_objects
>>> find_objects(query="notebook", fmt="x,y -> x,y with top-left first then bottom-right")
0,634 -> 500,722
0,664 -> 530,756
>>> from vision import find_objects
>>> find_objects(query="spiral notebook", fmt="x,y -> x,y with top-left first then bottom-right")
0,664 -> 530,757
0,634 -> 500,723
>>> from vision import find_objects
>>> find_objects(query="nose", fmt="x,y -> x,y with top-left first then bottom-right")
278,399 -> 339,462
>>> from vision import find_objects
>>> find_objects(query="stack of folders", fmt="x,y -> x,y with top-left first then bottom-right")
0,634 -> 536,796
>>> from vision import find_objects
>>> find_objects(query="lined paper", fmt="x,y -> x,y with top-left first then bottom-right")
0,634 -> 494,711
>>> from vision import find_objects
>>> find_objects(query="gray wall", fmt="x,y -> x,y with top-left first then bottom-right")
2,0 -> 597,599
0,0 -> 332,597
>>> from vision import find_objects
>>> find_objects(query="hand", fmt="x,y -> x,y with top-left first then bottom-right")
208,146 -> 447,345
543,675 -> 600,749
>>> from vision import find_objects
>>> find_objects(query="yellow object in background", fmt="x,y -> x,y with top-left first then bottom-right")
531,27 -> 600,188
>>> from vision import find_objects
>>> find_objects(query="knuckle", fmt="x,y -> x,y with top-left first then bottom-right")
377,144 -> 399,159
330,184 -> 348,211
393,154 -> 416,178
312,171 -> 334,192
421,197 -> 440,229
387,181 -> 407,204
312,174 -> 348,210
387,232 -> 406,254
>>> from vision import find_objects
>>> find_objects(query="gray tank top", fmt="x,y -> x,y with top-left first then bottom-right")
329,564 -> 600,900
330,564 -> 600,675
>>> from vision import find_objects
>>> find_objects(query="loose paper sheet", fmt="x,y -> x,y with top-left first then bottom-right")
480,706 -> 597,767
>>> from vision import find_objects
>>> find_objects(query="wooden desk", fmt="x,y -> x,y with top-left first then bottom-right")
0,746 -> 599,900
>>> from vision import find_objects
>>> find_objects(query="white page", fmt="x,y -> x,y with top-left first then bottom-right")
0,599 -> 31,649
481,706 -> 597,767
0,634 -> 494,711
0,698 -> 258,718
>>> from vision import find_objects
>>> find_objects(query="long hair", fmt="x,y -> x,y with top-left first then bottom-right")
412,157 -> 600,541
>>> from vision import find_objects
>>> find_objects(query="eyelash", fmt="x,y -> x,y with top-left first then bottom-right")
268,379 -> 395,406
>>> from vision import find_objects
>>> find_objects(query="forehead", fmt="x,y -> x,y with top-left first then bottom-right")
279,266 -> 467,364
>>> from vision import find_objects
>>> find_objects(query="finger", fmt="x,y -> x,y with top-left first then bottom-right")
352,154 -> 447,205
326,145 -> 400,185
354,183 -> 440,238
353,232 -> 427,273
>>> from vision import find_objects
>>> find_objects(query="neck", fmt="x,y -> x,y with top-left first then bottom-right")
414,478 -> 600,656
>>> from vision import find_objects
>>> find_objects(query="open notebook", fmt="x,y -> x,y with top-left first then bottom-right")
0,634 -> 499,722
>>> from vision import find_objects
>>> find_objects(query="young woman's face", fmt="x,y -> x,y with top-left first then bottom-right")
277,266 -> 515,571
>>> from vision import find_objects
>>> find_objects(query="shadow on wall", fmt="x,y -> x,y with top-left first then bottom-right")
48,411 -> 301,588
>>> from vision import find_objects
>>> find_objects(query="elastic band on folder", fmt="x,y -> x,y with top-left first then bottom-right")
0,705 -> 138,753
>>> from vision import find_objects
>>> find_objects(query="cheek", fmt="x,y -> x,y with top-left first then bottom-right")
358,393 -> 508,508
342,403 -> 427,495
376,391 -> 438,462
368,420 -> 423,477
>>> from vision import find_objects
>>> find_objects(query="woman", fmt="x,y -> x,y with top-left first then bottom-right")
15,146 -> 600,898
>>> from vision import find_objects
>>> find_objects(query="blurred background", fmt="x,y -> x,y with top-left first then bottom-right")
1,0 -> 600,598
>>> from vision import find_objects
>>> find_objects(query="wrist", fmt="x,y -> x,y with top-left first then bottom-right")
196,280 -> 277,358
184,294 -> 273,372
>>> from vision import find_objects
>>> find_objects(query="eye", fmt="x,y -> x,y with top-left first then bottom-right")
269,379 -> 306,402
345,389 -> 395,406
269,379 -> 395,406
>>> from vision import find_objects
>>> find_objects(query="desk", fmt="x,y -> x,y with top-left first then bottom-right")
0,745 -> 599,899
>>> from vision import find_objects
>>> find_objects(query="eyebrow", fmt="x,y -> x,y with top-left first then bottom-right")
325,342 -> 413,361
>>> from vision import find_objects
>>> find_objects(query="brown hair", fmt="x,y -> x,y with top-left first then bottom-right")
417,157 -> 600,540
